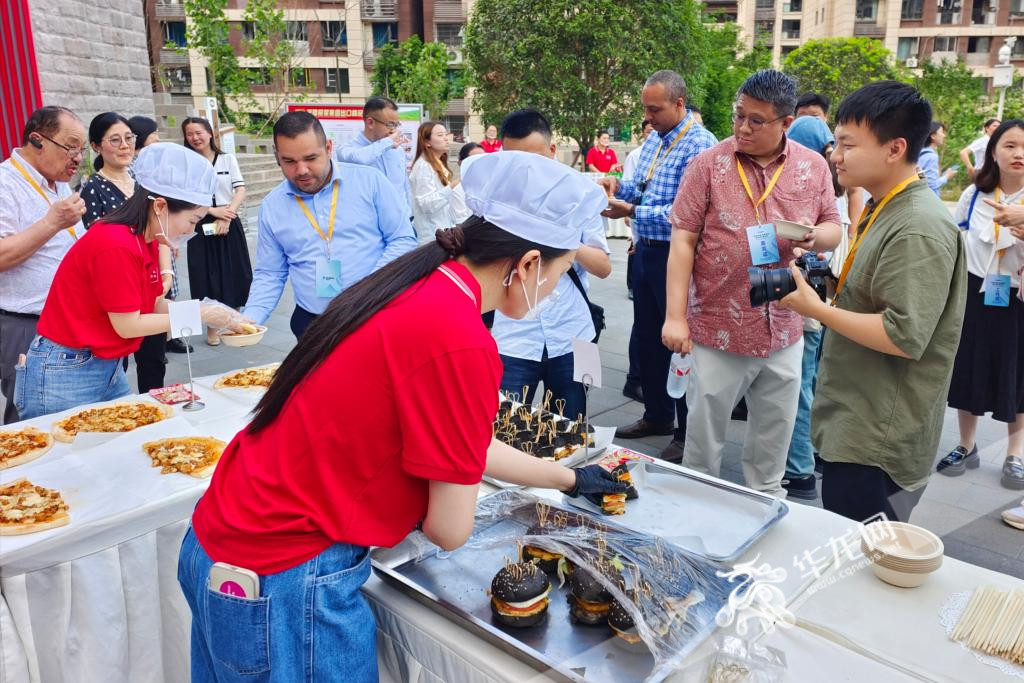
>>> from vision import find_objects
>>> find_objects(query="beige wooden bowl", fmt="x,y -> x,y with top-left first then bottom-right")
220,325 -> 267,347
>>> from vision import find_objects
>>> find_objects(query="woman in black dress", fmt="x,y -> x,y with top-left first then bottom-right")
181,117 -> 252,345
81,112 -> 171,393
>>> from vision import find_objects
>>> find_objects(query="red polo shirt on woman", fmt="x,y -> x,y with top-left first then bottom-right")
192,261 -> 503,574
481,138 -> 502,153
37,221 -> 163,359
586,146 -> 618,173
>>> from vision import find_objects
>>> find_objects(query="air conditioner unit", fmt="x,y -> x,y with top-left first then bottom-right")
905,56 -> 919,68
447,48 -> 463,64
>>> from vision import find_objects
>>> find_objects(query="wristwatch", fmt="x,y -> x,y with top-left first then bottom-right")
629,204 -> 637,218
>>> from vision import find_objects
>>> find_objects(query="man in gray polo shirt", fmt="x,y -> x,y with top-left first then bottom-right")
0,106 -> 87,423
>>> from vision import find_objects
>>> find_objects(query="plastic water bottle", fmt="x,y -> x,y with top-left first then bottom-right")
666,353 -> 692,399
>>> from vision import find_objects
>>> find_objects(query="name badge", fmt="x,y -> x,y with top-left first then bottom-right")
746,224 -> 780,266
984,274 -> 1011,308
315,258 -> 342,298
201,222 -> 217,236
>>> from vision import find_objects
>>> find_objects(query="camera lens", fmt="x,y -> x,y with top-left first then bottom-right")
748,267 -> 798,307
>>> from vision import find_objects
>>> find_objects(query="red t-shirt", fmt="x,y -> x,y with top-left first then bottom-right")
480,138 -> 502,153
37,222 -> 163,359
192,261 -> 503,574
586,146 -> 618,173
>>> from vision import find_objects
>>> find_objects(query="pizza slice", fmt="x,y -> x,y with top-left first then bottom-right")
0,427 -> 54,470
141,437 -> 228,478
0,478 -> 70,535
51,402 -> 174,443
213,363 -> 280,390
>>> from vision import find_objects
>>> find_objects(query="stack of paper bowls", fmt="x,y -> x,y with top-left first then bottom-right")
860,521 -> 944,588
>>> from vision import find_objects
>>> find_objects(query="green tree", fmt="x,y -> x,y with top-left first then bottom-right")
464,0 -> 709,167
183,0 -> 251,123
697,24 -> 771,139
242,0 -> 311,136
783,37 -> 904,113
371,36 -> 453,118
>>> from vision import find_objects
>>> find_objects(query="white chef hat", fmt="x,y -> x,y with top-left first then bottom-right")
132,142 -> 217,206
461,151 -> 607,250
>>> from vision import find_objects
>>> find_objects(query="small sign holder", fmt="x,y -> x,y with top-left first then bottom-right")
581,373 -> 594,461
179,326 -> 205,412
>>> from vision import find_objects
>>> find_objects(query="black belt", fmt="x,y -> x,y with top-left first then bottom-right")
0,309 -> 40,320
638,237 -> 671,247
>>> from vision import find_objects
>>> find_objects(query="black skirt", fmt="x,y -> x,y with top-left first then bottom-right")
947,272 -> 1024,423
186,214 -> 253,309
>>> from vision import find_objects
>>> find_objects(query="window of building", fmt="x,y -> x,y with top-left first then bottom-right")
937,0 -> 961,24
325,67 -> 351,93
897,37 -> 920,61
436,23 -> 464,47
290,68 -> 310,87
971,0 -> 992,24
162,21 -> 186,47
242,68 -> 271,85
372,23 -> 399,48
782,19 -> 800,39
933,36 -> 957,52
968,36 -> 992,53
901,0 -> 923,19
321,21 -> 347,49
240,21 -> 255,42
285,21 -> 308,42
856,0 -> 878,20
1013,0 -> 1024,15
443,115 -> 466,142
756,0 -> 775,8
166,66 -> 191,94
755,20 -> 775,38
780,45 -> 797,60
783,1 -> 802,11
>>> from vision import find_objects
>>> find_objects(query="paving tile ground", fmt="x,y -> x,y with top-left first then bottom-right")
9,206 -> 1022,578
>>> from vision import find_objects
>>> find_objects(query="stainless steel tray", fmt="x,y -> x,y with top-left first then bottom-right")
372,490 -> 743,683
562,459 -> 789,563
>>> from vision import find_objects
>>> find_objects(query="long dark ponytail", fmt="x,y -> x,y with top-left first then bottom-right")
248,216 -> 569,433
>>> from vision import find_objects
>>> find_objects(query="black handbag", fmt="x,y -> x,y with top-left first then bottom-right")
566,267 -> 605,343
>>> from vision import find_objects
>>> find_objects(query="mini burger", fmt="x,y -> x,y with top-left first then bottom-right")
489,561 -> 551,627
569,568 -> 612,625
522,524 -> 563,573
607,598 -> 646,651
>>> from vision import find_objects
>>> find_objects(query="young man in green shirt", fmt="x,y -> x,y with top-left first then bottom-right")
779,81 -> 967,523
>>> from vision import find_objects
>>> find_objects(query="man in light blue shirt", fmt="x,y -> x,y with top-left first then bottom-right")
244,111 -> 417,337
336,97 -> 412,218
491,110 -> 611,420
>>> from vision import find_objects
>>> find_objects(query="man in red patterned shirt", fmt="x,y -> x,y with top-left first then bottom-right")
663,70 -> 842,497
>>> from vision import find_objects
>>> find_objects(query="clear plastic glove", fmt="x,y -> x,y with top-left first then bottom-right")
199,298 -> 254,334
567,464 -> 629,498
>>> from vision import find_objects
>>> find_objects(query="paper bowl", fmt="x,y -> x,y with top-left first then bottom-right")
774,219 -> 816,240
860,522 -> 944,588
220,326 -> 267,347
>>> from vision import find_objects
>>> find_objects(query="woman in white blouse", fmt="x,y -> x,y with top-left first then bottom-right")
409,121 -> 455,240
940,120 -> 1024,493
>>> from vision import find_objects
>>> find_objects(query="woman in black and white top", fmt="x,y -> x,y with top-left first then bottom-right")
82,112 -> 173,393
181,117 -> 253,345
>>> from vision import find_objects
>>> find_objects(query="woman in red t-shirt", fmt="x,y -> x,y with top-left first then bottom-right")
586,131 -> 621,174
480,124 -> 502,152
179,152 -> 625,682
14,144 -> 245,420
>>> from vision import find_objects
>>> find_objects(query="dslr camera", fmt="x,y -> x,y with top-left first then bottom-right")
748,253 -> 834,307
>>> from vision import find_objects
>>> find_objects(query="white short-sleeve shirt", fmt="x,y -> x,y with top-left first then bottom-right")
212,153 -> 245,206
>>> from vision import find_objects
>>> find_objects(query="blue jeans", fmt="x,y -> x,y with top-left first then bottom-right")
785,329 -> 822,478
14,336 -> 131,420
177,526 -> 376,683
500,348 -> 586,420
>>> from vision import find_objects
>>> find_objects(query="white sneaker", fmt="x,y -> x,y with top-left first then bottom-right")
1001,500 -> 1024,530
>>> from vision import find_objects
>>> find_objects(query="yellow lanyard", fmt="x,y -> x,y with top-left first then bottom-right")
294,179 -> 339,258
10,156 -> 78,240
644,119 -> 695,184
834,174 -> 919,299
992,187 -> 1020,268
736,157 -> 786,225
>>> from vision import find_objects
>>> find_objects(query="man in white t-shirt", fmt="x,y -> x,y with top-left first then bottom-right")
960,117 -> 1001,179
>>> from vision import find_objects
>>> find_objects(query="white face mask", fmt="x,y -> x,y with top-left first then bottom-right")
155,210 -> 194,250
505,259 -> 559,321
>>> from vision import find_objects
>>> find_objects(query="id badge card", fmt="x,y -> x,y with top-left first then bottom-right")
746,223 -> 780,266
315,257 -> 342,298
984,274 -> 1011,307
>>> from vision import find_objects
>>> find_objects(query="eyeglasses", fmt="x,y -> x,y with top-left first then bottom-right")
37,133 -> 87,159
731,112 -> 787,132
369,116 -> 400,131
103,134 -> 137,148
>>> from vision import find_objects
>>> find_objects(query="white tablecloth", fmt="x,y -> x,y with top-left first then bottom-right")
1,379 -> 1021,682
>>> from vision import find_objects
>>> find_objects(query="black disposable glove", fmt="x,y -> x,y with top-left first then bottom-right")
566,464 -> 629,498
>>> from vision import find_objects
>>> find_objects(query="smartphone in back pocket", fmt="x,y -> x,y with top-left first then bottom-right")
209,562 -> 260,598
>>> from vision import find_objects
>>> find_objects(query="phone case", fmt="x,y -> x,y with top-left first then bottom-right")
209,562 -> 260,598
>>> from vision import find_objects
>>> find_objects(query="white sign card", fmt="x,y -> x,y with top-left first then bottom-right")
572,338 -> 603,388
168,299 -> 203,340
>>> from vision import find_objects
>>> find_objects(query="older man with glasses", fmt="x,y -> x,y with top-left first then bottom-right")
0,106 -> 87,423
662,70 -> 842,498
336,96 -> 413,219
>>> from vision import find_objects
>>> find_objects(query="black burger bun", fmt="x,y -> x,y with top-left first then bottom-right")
490,562 -> 550,603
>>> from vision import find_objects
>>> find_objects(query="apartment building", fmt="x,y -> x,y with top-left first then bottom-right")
145,0 -> 479,139
738,0 -> 1024,83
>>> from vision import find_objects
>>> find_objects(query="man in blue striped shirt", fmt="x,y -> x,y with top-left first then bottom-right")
599,70 -> 717,462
